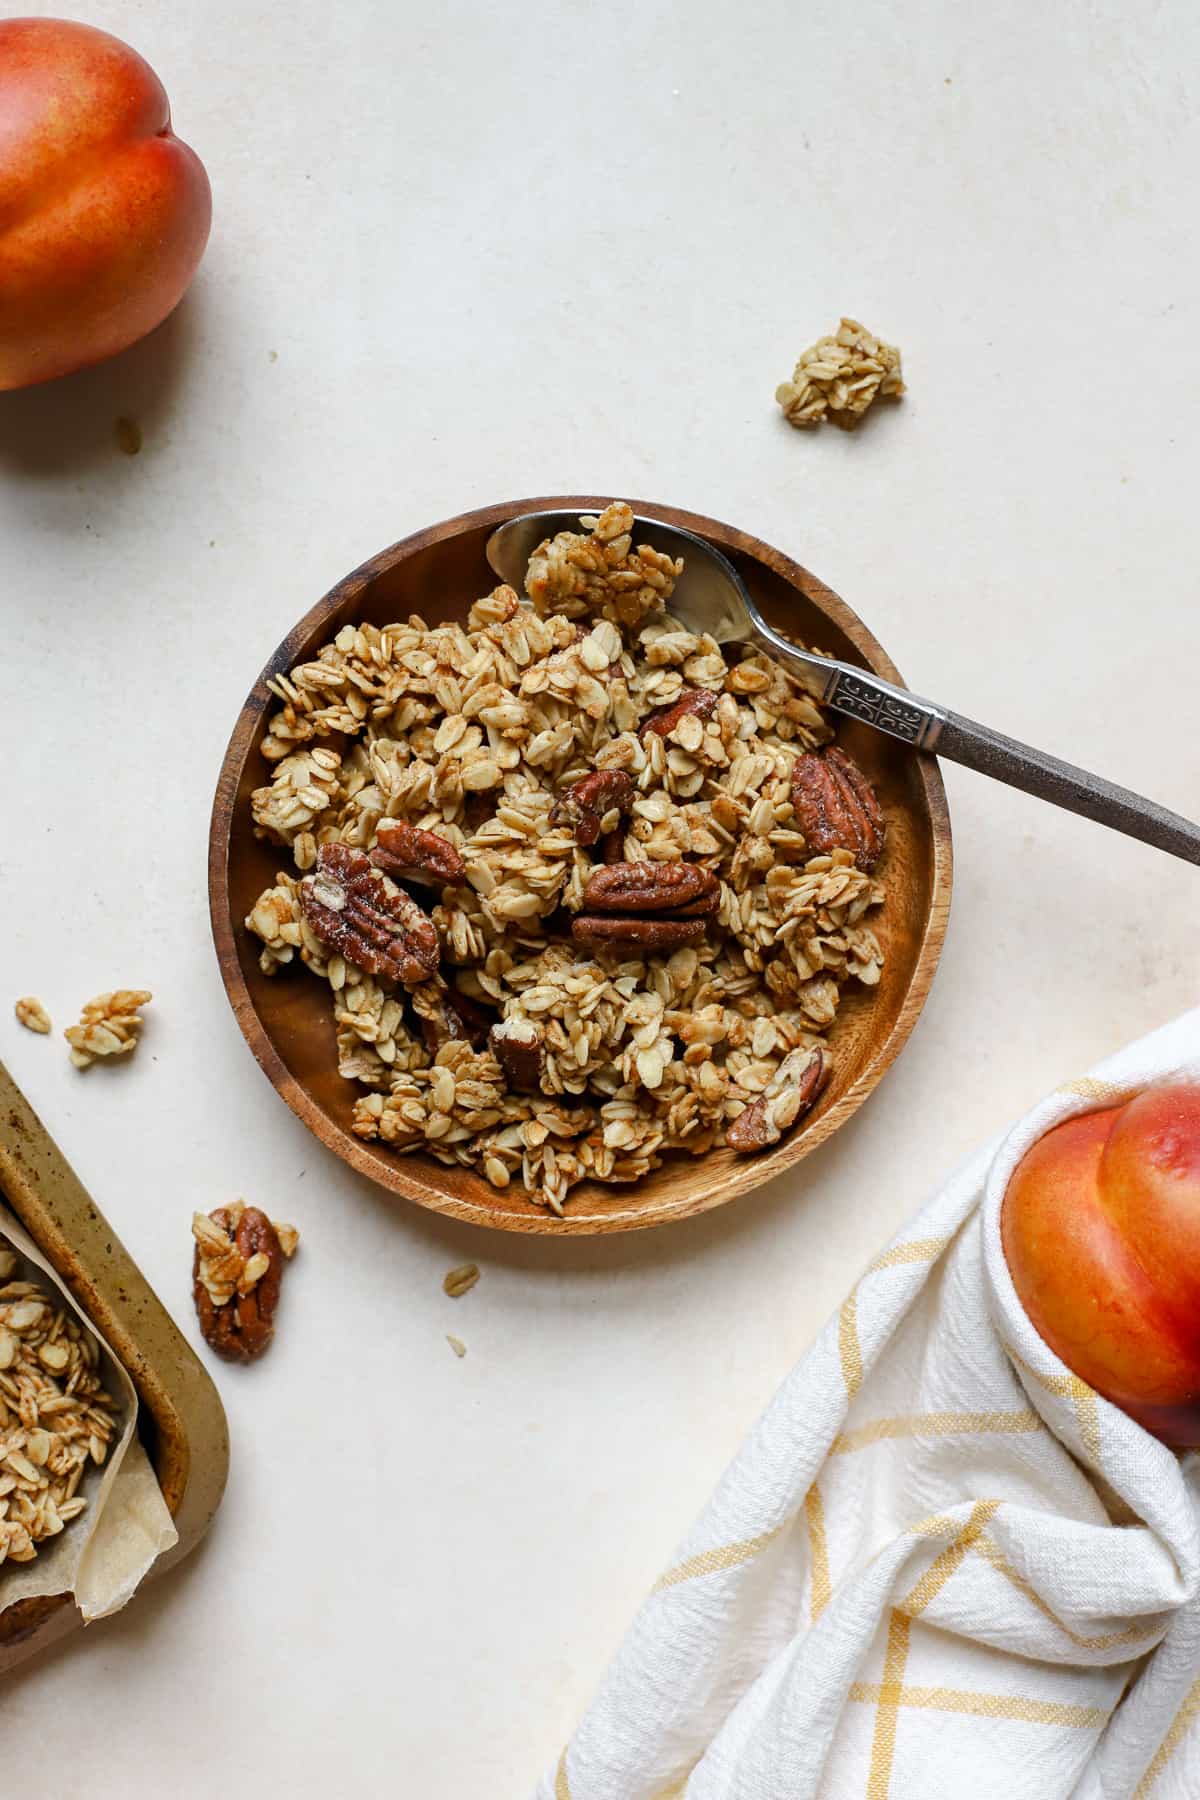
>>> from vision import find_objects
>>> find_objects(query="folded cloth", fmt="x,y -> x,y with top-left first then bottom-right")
537,1011 -> 1200,1800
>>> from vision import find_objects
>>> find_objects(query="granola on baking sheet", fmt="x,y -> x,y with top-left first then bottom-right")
0,1241 -> 120,1567
244,502 -> 886,1216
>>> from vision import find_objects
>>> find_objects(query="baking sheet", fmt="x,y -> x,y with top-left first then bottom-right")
0,1202 -> 177,1622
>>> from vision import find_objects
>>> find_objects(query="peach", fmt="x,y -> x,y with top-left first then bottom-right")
1002,1086 -> 1200,1446
0,18 -> 211,390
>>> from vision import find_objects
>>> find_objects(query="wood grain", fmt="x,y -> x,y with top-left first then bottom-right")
208,497 -> 953,1235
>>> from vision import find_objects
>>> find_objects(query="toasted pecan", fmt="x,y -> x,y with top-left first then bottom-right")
299,843 -> 440,985
790,746 -> 885,872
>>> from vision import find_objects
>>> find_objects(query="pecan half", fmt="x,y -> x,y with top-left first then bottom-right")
571,915 -> 706,952
417,985 -> 495,1051
582,861 -> 719,915
299,842 -> 440,984
371,821 -> 465,885
790,746 -> 885,872
193,1206 -> 286,1363
490,1018 -> 544,1092
549,770 -> 635,848
639,688 -> 719,741
727,1047 -> 830,1153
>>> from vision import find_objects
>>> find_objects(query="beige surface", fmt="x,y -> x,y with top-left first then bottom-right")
1,0 -> 1198,1792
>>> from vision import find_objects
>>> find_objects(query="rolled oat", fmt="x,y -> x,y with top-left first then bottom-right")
14,997 -> 51,1035
442,1262 -> 480,1299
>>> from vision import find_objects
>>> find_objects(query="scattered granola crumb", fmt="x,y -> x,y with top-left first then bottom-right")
0,1237 -> 121,1565
192,1201 -> 299,1363
114,415 -> 142,456
14,996 -> 51,1035
64,989 -> 152,1070
442,1262 -> 480,1299
776,318 -> 904,429
446,1334 -> 467,1358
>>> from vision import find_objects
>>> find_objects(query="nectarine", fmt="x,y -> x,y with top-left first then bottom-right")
0,18 -> 211,390
1002,1086 -> 1200,1447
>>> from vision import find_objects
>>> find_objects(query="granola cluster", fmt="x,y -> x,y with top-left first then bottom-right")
776,318 -> 904,429
0,1242 -> 120,1567
245,503 -> 886,1215
191,1203 -> 299,1363
64,989 -> 152,1070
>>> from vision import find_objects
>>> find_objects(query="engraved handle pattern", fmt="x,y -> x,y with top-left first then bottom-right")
826,670 -> 943,750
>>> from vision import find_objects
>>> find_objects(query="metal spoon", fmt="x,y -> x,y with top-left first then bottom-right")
487,509 -> 1200,866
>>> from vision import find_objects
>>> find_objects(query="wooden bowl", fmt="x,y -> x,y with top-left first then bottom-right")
209,497 -> 952,1235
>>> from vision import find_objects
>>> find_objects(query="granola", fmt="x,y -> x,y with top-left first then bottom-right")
776,318 -> 904,430
245,503 -> 887,1215
64,989 -> 151,1070
0,1240 -> 121,1568
14,997 -> 51,1035
442,1262 -> 480,1299
192,1203 -> 299,1363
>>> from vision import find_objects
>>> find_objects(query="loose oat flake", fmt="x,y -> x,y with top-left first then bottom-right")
243,502 -> 887,1217
14,997 -> 51,1035
442,1262 -> 480,1299
446,1335 -> 467,1359
776,318 -> 904,429
64,989 -> 152,1070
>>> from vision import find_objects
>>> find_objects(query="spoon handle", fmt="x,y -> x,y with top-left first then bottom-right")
931,710 -> 1200,865
767,641 -> 1200,866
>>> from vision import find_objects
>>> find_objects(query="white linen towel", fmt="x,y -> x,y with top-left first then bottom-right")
537,1010 -> 1200,1800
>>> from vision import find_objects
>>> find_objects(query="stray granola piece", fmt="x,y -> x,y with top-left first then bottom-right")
571,915 -> 707,952
791,746 -> 885,871
446,1334 -> 467,1358
638,688 -> 719,741
776,317 -> 904,430
371,821 -> 466,885
0,1236 -> 120,1564
299,842 -> 439,985
727,1046 -> 830,1152
549,770 -> 636,848
490,1018 -> 544,1092
192,1202 -> 299,1363
442,1262 -> 480,1299
64,990 -> 151,1070
582,861 -> 720,915
14,996 -> 51,1035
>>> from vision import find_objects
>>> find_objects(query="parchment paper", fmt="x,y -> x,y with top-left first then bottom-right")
0,1202 -> 177,1624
